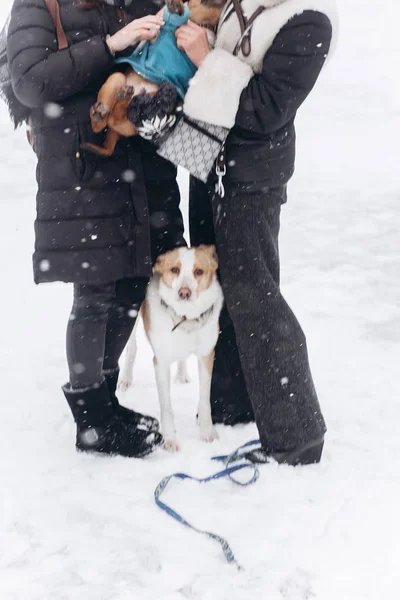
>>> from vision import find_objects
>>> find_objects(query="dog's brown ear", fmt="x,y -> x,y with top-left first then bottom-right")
153,254 -> 166,274
199,244 -> 219,271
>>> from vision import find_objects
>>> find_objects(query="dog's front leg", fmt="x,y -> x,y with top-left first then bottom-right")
81,129 -> 120,157
175,360 -> 190,384
118,319 -> 139,391
198,352 -> 218,443
154,358 -> 179,452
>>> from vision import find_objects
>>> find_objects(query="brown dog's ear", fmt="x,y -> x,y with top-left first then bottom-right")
153,254 -> 166,274
199,244 -> 219,271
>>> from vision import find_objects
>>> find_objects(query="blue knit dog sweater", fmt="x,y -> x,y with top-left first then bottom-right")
115,5 -> 197,98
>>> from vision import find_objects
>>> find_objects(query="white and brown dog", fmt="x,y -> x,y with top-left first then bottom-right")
119,246 -> 223,452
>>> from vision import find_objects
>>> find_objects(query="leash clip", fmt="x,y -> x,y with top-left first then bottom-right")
215,164 -> 226,198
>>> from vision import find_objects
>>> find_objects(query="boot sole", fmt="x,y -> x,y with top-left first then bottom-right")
76,432 -> 164,459
76,444 -> 160,459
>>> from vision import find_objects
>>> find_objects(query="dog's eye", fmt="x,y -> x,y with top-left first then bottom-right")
171,267 -> 180,275
194,268 -> 204,277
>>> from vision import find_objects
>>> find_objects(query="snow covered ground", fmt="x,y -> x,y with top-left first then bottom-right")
1,1 -> 399,598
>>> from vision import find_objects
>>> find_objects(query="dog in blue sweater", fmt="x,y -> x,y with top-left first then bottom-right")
83,0 -> 225,156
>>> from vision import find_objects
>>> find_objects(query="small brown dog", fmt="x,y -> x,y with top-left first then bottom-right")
82,0 -> 226,157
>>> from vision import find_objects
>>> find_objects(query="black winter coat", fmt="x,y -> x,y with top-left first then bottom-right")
228,11 -> 332,188
7,0 -> 184,284
183,7 -> 333,189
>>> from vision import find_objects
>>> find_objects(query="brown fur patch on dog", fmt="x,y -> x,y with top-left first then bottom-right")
167,0 -> 185,15
194,245 -> 219,291
154,249 -> 182,289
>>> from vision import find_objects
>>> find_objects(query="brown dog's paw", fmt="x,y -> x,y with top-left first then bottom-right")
90,101 -> 109,122
116,85 -> 135,104
166,0 -> 185,16
89,101 -> 110,133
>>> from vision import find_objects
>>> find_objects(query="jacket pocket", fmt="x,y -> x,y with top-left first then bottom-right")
73,125 -> 97,182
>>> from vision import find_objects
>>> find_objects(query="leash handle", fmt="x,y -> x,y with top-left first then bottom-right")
154,440 -> 261,567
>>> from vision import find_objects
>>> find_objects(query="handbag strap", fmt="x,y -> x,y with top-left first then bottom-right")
44,0 -> 68,50
231,0 -> 265,57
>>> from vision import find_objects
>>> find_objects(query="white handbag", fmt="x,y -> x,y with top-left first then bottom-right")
157,114 -> 229,185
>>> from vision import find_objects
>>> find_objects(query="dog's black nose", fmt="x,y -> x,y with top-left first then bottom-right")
178,287 -> 192,300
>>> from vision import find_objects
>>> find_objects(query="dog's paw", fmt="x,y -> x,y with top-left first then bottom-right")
163,438 -> 181,453
116,85 -> 135,104
90,101 -> 110,122
199,425 -> 219,443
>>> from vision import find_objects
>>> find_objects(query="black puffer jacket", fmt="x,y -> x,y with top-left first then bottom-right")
7,0 -> 184,284
227,11 -> 332,187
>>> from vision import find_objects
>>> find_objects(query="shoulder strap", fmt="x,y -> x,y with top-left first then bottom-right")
231,0 -> 247,37
231,0 -> 265,57
44,0 -> 68,50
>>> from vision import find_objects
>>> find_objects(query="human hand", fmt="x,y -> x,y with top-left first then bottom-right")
175,21 -> 210,67
106,15 -> 165,53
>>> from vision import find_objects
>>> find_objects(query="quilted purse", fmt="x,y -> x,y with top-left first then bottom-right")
157,114 -> 229,186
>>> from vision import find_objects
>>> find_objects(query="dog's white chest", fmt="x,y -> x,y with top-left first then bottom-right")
148,302 -> 219,364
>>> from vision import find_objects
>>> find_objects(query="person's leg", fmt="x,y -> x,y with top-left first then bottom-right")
211,185 -> 326,454
101,277 -> 160,432
64,282 -> 162,456
189,177 -> 254,424
102,278 -> 148,373
67,282 -> 115,389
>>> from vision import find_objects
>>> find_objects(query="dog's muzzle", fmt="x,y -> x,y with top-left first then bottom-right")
178,287 -> 192,300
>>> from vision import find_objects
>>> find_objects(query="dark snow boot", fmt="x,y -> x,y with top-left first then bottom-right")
212,408 -> 255,426
62,380 -> 163,458
245,437 -> 325,466
103,369 -> 160,433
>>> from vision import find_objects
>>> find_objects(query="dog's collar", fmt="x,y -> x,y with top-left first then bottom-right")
160,299 -> 215,332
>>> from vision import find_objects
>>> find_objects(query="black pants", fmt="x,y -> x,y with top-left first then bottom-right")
189,178 -> 326,452
66,278 -> 147,389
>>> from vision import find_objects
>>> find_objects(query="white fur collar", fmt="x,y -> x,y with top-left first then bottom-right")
216,0 -> 338,71
184,0 -> 338,129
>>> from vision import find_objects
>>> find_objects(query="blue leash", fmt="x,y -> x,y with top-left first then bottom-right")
154,439 -> 261,568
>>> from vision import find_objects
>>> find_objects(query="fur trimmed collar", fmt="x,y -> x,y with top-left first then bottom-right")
217,0 -> 338,70
184,0 -> 338,128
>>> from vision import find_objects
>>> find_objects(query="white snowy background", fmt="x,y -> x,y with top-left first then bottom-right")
1,0 -> 399,598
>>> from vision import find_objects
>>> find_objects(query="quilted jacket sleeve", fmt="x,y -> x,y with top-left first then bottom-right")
234,11 -> 332,136
7,0 -> 114,108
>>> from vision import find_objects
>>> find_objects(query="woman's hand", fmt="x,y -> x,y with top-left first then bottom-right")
175,22 -> 210,68
107,15 -> 165,54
